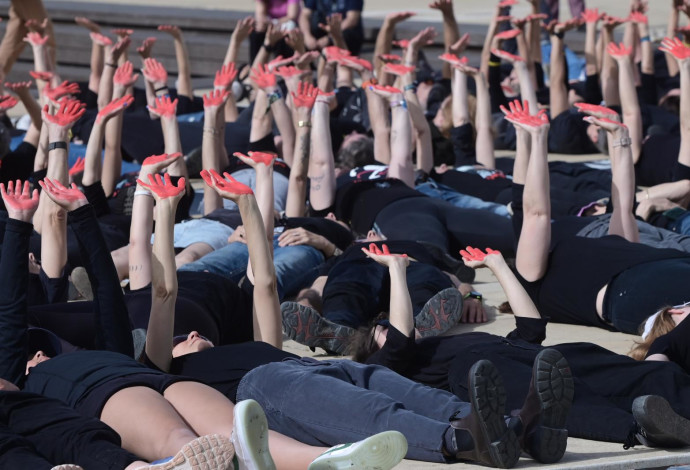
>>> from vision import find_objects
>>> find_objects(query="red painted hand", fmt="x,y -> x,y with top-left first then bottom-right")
89,32 -> 113,46
498,0 -> 517,7
203,89 -> 229,108
112,28 -> 134,37
574,102 -> 619,120
383,63 -> 416,76
200,169 -> 253,197
378,54 -> 401,63
607,42 -> 632,59
136,173 -> 186,200
460,246 -> 501,262
137,37 -> 157,57
142,58 -> 168,84
43,100 -> 86,127
392,39 -> 410,50
340,56 -> 373,71
0,95 -> 19,111
291,81 -> 318,109
114,61 -> 139,87
29,70 -> 53,82
323,46 -> 350,60
4,81 -> 32,94
370,84 -> 403,95
250,64 -> 277,89
141,152 -> 182,174
147,95 -> 178,118
492,49 -> 524,62
158,24 -> 182,38
276,66 -> 306,80
214,63 -> 238,90
267,54 -> 295,72
364,243 -> 408,258
39,178 -> 87,211
439,53 -> 466,65
44,81 -> 81,102
24,32 -> 48,47
500,99 -> 549,130
659,37 -> 690,60
581,8 -> 603,23
628,11 -> 648,24
233,151 -> 276,168
494,29 -> 522,41
68,157 -> 85,176
96,94 -> 134,124
1,180 -> 39,219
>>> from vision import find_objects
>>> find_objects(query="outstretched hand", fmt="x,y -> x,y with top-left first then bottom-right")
140,152 -> 182,175
43,99 -> 85,129
0,95 -> 19,112
96,94 -> 134,124
383,63 -> 416,77
214,62 -> 238,91
233,151 -> 276,168
38,178 -> 87,212
494,29 -> 522,41
1,180 -> 39,222
147,95 -> 178,118
582,115 -> 628,134
460,246 -> 502,269
361,243 -> 410,268
574,102 -> 620,121
491,48 -> 524,63
44,81 -> 80,103
500,99 -> 549,132
291,81 -> 318,109
68,157 -> 85,177
659,37 -> 690,63
142,57 -> 168,86
250,64 -> 277,90
203,89 -> 229,110
136,173 -> 186,203
607,42 -> 632,60
200,168 -> 253,201
114,61 -> 139,88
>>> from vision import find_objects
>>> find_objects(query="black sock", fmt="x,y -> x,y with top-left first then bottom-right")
443,426 -> 474,455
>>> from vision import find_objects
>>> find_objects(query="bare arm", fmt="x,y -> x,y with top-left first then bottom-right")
224,17 -> 254,65
549,30 -> 570,119
610,44 -> 643,163
201,91 -> 228,215
308,97 -> 336,211
667,1 -> 681,78
431,0 -> 460,80
374,87 -> 414,187
159,25 -> 192,99
285,84 -> 317,217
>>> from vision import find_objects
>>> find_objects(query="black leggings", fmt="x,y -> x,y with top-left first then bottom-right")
375,197 -> 516,257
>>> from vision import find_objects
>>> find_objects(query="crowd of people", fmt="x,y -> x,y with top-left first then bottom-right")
0,0 -> 689,468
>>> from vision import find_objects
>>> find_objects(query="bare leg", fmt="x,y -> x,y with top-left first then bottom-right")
100,386 -> 199,461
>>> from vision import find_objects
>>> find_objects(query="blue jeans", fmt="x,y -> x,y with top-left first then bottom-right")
178,235 -> 324,300
236,358 -> 470,462
416,181 -> 510,218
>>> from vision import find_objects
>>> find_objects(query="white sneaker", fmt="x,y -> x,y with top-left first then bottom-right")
231,399 -> 276,470
141,434 -> 235,470
308,431 -> 408,470
50,466 -> 83,470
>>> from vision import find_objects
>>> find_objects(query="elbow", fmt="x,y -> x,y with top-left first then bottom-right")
47,206 -> 67,226
153,283 -> 178,302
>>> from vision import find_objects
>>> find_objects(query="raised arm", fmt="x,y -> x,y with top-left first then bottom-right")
660,38 -> 690,172
139,173 -> 186,372
666,0 -> 682,78
600,16 -> 626,106
225,16 -> 254,65
492,49 -> 538,116
362,244 -> 413,337
127,153 -> 181,290
97,37 -> 130,110
147,95 -> 188,181
503,101 -> 551,282
158,25 -> 193,99
373,12 -> 415,77
548,21 -> 573,119
460,247 -> 542,319
370,85 -> 414,188
201,89 -> 229,215
308,92 -> 337,211
430,0 -> 460,79
285,82 -> 317,216
201,170 -> 281,347
608,42 -> 643,163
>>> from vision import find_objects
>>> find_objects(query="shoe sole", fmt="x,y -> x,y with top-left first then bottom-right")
307,431 -> 408,470
469,360 -> 521,469
527,349 -> 574,464
416,288 -> 464,338
632,395 -> 690,447
51,466 -> 83,470
233,399 -> 276,470
148,434 -> 235,470
281,302 -> 354,355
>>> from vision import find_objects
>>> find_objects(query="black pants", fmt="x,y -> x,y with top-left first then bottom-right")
0,391 -> 138,469
375,197 -> 516,257
446,336 -> 690,443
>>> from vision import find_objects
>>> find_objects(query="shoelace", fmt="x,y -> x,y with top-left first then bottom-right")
622,421 -> 648,450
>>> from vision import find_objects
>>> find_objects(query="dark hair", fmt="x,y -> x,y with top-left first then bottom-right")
350,325 -> 380,363
659,95 -> 680,116
337,135 -> 375,169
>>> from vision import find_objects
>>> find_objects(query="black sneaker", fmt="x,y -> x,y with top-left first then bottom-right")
415,288 -> 464,338
281,302 -> 355,355
516,349 -> 573,463
631,395 -> 690,448
451,360 -> 521,468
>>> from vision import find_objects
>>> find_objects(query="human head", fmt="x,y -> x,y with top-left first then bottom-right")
337,133 -> 375,169
26,350 -> 50,375
172,331 -> 214,358
351,322 -> 389,363
629,303 -> 689,360
25,327 -> 62,374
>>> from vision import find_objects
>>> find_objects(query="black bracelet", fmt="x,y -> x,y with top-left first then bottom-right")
48,141 -> 67,151
155,85 -> 169,93
105,62 -> 118,68
552,31 -> 565,39
262,43 -> 275,53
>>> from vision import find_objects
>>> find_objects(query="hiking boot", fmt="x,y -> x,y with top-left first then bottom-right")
70,266 -> 93,301
308,431 -> 408,470
515,349 -> 573,463
451,360 -> 521,468
145,434 -> 235,470
281,302 -> 355,355
231,399 -> 276,470
630,395 -> 690,448
415,288 -> 464,338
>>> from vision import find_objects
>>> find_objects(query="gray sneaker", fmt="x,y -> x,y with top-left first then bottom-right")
415,288 -> 464,338
144,434 -> 235,470
231,399 -> 276,470
281,302 -> 355,355
308,431 -> 408,470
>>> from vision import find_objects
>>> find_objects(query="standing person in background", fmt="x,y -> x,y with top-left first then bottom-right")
250,0 -> 300,62
542,0 -> 585,23
300,0 -> 364,55
0,0 -> 56,74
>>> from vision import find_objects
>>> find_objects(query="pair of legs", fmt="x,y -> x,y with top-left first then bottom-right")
100,381 -> 328,470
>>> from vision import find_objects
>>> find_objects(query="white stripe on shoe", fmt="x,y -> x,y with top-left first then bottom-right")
308,431 -> 408,470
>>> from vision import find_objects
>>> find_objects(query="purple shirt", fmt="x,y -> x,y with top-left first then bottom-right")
261,0 -> 299,19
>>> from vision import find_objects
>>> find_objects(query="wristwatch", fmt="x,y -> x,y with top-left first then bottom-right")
463,291 -> 483,301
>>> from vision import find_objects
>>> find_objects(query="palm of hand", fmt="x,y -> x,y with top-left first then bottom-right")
137,173 -> 186,200
149,96 -> 178,117
200,169 -> 253,196
1,181 -> 39,212
141,152 -> 182,173
44,100 -> 86,127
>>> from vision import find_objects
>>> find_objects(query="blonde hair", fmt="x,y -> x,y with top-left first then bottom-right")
629,307 -> 677,361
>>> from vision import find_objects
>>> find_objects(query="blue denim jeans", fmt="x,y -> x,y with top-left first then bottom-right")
236,358 -> 470,463
178,235 -> 324,300
416,181 -> 510,218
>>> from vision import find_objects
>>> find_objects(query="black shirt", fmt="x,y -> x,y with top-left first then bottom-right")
648,316 -> 690,373
170,342 -> 298,402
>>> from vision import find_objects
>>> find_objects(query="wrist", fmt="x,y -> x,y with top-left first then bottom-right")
48,131 -> 68,142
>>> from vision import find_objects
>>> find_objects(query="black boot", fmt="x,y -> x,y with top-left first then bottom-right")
630,395 -> 690,448
450,360 -> 521,468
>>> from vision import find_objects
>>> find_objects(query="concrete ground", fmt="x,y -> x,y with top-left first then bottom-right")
30,0 -> 690,468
